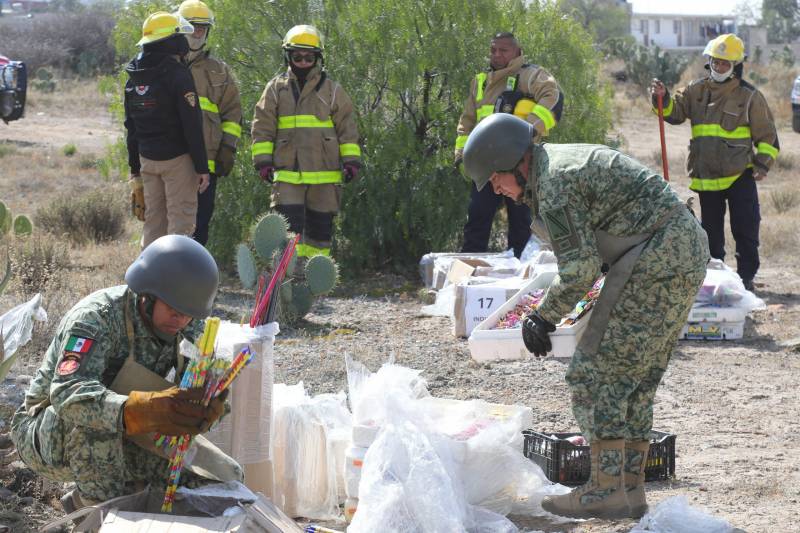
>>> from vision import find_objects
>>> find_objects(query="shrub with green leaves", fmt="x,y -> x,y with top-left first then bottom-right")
604,38 -> 690,91
112,0 -> 612,273
35,188 -> 126,244
237,212 -> 338,322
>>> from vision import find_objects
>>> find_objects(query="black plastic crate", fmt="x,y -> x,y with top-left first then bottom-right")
522,430 -> 676,486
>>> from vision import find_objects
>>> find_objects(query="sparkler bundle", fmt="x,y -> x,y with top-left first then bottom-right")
156,317 -> 254,512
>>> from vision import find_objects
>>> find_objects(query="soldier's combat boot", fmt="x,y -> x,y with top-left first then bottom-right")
624,440 -> 650,518
541,439 -> 631,519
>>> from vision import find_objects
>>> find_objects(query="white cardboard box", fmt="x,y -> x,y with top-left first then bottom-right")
452,277 -> 528,338
680,321 -> 744,340
686,305 -> 748,323
468,271 -> 591,361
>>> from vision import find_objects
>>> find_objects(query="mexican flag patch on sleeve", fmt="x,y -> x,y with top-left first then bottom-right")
64,335 -> 94,354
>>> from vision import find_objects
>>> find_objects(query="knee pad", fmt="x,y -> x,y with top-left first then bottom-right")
273,204 -> 305,235
305,209 -> 335,242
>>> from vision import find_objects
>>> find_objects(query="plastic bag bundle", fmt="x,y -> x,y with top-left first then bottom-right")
629,496 -> 735,533
694,260 -> 765,311
0,293 -> 48,380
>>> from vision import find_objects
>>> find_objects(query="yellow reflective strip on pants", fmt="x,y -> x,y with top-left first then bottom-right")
199,96 -> 219,114
476,105 -> 494,122
207,160 -> 216,173
531,104 -> 556,131
222,121 -> 242,138
757,142 -> 779,159
455,135 -> 468,149
689,171 -> 746,192
252,141 -> 274,157
277,115 -> 334,129
691,124 -> 751,140
296,243 -> 330,258
339,143 -> 361,157
275,169 -> 343,184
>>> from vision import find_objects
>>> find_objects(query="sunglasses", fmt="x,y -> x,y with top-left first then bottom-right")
290,52 -> 316,64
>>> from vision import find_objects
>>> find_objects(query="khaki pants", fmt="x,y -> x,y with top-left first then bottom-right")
141,154 -> 198,248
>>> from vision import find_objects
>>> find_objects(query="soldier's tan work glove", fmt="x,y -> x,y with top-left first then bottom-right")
124,387 -> 209,436
130,175 -> 145,222
200,389 -> 228,432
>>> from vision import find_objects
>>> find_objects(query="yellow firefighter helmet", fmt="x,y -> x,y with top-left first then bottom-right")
282,24 -> 323,52
703,34 -> 745,63
178,0 -> 215,26
137,12 -> 194,46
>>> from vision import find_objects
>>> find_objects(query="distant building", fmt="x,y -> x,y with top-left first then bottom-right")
629,2 -> 736,50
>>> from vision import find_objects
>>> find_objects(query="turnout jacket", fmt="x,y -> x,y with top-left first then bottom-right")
455,55 -> 562,158
251,64 -> 361,184
187,51 -> 242,174
655,76 -> 779,192
124,53 -> 208,175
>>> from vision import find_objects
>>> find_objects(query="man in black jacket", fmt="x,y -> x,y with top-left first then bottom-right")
124,12 -> 209,248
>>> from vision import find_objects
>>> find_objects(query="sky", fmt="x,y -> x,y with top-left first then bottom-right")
629,0 -> 762,20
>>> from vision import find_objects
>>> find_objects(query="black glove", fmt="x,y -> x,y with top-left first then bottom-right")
215,145 -> 236,177
522,311 -> 556,358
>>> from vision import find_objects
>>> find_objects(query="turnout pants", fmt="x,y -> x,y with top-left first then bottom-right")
271,182 -> 341,258
461,182 -> 531,258
565,210 -> 708,442
141,154 -> 198,248
698,168 -> 761,283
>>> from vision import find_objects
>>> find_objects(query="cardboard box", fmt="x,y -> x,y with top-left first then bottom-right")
468,271 -> 591,361
680,321 -> 744,340
43,483 -> 303,533
452,277 -> 528,338
446,258 -> 491,285
686,305 -> 748,323
419,252 -> 509,288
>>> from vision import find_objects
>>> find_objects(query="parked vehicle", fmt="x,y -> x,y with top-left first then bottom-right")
792,73 -> 800,133
0,54 -> 26,123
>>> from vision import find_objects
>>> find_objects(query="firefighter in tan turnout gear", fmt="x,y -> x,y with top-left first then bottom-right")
455,32 -> 563,258
178,0 -> 242,246
651,34 -> 778,292
251,24 -> 361,260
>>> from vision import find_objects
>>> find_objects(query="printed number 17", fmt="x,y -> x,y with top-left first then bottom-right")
478,297 -> 494,309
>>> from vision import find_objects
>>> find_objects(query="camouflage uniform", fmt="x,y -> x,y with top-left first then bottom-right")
11,285 -> 212,501
526,144 -> 709,444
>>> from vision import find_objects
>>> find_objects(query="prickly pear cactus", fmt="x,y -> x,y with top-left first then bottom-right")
0,202 -> 11,236
12,215 -> 33,236
0,253 -> 10,296
238,210 -> 339,323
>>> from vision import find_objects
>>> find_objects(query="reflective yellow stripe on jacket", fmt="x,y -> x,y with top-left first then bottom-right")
757,142 -> 779,160
275,169 -> 343,185
208,160 -> 216,174
339,143 -> 361,157
689,164 -> 754,192
474,72 -> 494,122
252,141 -> 274,156
277,115 -> 335,129
199,96 -> 219,114
532,104 -> 556,131
691,124 -> 751,140
222,121 -> 242,138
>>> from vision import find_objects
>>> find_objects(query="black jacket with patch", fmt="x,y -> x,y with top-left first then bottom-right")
124,53 -> 208,174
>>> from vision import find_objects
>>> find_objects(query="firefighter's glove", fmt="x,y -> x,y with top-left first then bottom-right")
200,389 -> 228,432
258,164 -> 275,183
343,162 -> 360,183
124,387 -> 208,436
129,175 -> 145,222
215,145 -> 236,178
522,311 -> 556,358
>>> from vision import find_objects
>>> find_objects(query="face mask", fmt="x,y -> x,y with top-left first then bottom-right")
187,34 -> 206,52
709,61 -> 734,83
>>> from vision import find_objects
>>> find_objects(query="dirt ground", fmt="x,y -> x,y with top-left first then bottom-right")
1,79 -> 799,532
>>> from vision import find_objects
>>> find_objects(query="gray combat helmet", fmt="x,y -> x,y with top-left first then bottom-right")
463,113 -> 535,191
125,235 -> 219,318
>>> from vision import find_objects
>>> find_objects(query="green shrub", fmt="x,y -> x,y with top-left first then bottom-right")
0,143 -> 16,158
35,188 -> 126,244
114,0 -> 612,273
9,235 -> 69,293
604,38 -> 690,91
62,143 -> 77,157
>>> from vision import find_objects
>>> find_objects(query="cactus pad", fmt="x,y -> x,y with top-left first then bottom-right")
236,243 -> 257,289
279,280 -> 292,302
0,204 -> 11,235
291,283 -> 314,317
12,215 -> 32,236
305,255 -> 338,296
252,213 -> 288,260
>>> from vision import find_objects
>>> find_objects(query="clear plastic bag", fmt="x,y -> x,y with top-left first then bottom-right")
0,293 -> 48,380
694,260 -> 765,311
629,495 -> 734,533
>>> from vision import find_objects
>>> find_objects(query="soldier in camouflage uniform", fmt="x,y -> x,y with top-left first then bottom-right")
463,114 -> 709,519
11,235 -> 241,510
